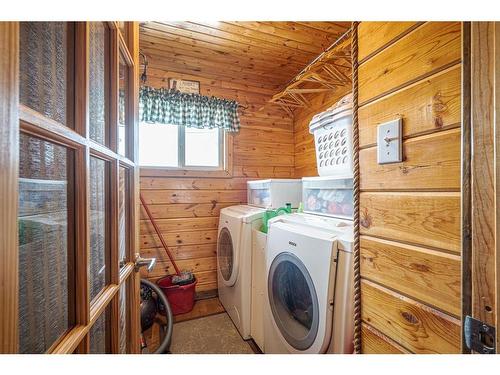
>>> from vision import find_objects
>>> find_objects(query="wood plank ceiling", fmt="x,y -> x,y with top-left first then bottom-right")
139,21 -> 351,96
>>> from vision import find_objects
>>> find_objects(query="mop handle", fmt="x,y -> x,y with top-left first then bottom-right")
140,194 -> 181,275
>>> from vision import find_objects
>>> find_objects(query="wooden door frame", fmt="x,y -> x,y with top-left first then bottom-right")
467,21 -> 500,354
0,22 -> 19,354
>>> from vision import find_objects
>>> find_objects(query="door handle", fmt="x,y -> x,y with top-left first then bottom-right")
134,254 -> 156,272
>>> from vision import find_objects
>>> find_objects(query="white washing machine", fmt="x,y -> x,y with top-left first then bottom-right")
264,213 -> 354,354
217,205 -> 264,339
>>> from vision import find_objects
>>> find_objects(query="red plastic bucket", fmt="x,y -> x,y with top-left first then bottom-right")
157,275 -> 197,315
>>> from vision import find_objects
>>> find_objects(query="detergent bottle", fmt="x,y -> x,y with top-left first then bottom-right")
276,202 -> 292,215
261,209 -> 277,234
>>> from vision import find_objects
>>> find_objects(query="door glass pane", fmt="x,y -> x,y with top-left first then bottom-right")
18,133 -> 74,353
89,22 -> 108,144
217,228 -> 234,281
119,282 -> 128,353
89,157 -> 108,301
89,307 -> 111,354
19,22 -> 73,127
118,167 -> 128,269
185,127 -> 220,167
268,253 -> 319,350
118,51 -> 128,156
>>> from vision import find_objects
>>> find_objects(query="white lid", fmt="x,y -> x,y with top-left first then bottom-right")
247,178 -> 301,185
269,213 -> 354,251
220,205 -> 264,222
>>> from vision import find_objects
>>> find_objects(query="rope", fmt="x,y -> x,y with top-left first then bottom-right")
351,21 -> 362,354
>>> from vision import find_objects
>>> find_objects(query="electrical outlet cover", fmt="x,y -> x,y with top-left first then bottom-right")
377,119 -> 402,164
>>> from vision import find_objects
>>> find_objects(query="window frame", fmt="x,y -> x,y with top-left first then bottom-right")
139,123 -> 234,178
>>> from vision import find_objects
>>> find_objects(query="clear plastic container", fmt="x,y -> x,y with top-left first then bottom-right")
302,177 -> 354,219
247,179 -> 302,209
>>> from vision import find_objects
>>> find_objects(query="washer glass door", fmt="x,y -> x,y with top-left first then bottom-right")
217,227 -> 235,284
268,252 -> 319,350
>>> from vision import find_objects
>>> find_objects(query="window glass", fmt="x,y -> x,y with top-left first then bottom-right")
185,127 -> 220,167
18,133 -> 74,353
139,123 -> 178,167
118,167 -> 128,269
268,253 -> 319,350
139,123 -> 223,169
118,51 -> 128,156
217,228 -> 234,281
89,156 -> 108,301
19,22 -> 72,127
89,22 -> 108,144
89,306 -> 110,354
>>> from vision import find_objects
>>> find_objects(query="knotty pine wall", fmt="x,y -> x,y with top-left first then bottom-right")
293,22 -> 462,354
357,22 -> 462,353
139,72 -> 294,294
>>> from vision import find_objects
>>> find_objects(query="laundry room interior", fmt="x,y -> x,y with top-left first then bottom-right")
2,14 -> 500,358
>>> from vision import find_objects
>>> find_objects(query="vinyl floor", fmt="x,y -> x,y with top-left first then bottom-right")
169,312 -> 255,354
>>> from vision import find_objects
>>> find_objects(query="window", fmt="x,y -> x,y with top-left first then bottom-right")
139,122 -> 224,169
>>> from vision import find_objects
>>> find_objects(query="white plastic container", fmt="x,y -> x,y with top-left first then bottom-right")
302,176 -> 354,219
309,95 -> 353,177
247,179 -> 302,209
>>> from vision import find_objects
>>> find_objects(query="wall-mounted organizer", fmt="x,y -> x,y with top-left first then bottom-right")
302,176 -> 354,219
309,94 -> 353,178
247,179 -> 302,209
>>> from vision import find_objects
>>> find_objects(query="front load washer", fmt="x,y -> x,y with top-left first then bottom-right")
264,213 -> 354,353
217,205 -> 264,339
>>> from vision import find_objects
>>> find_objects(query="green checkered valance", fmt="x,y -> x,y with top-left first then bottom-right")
140,86 -> 240,132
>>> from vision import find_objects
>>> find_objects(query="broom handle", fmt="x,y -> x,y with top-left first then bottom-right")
140,194 -> 181,275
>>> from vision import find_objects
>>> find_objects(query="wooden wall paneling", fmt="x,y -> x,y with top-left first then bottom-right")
0,21 -> 19,354
358,22 -> 462,105
361,323 -> 410,354
139,202 -> 237,220
360,192 -> 461,253
138,33 -> 295,298
358,65 -> 461,148
358,22 -> 423,63
360,128 -> 461,191
360,236 -> 461,316
140,217 -> 219,234
355,22 -> 463,353
361,280 -> 461,353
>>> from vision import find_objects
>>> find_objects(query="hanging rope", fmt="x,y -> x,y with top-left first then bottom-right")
351,21 -> 362,354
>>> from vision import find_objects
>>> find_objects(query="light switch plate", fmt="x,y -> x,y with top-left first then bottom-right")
377,119 -> 402,164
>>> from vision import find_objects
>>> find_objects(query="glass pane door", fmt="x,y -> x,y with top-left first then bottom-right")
10,21 -> 140,354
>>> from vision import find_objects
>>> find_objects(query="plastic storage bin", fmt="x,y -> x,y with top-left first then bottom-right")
309,94 -> 353,177
247,179 -> 302,209
302,176 -> 354,219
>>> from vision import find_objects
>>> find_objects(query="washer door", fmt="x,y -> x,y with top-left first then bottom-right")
217,227 -> 238,286
268,252 -> 319,350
